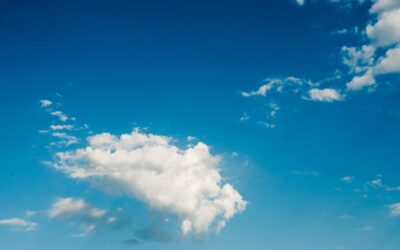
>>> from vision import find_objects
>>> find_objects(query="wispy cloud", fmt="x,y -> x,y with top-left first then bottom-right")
0,218 -> 38,232
48,197 -> 127,236
341,176 -> 355,183
388,203 -> 400,217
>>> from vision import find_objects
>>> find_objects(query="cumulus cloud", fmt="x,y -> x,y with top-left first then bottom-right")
388,203 -> 400,217
51,129 -> 247,236
344,1 -> 400,91
346,70 -> 376,90
0,218 -> 38,232
370,0 -> 400,13
341,45 -> 375,73
366,9 -> 400,47
48,197 -> 126,236
374,46 -> 400,74
308,88 -> 343,102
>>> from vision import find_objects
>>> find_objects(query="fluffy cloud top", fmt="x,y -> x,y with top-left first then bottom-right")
0,218 -> 38,232
374,46 -> 400,74
52,129 -> 247,236
370,0 -> 400,13
366,9 -> 400,47
346,70 -> 376,90
308,88 -> 343,102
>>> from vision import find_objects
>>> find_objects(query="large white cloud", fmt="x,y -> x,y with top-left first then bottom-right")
52,129 -> 247,236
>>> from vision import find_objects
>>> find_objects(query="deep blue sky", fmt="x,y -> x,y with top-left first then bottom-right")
1,0 -> 400,249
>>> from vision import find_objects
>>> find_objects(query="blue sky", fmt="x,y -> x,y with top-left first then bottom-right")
1,0 -> 400,249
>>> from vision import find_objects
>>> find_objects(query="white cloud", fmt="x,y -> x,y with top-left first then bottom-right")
370,0 -> 400,13
50,124 -> 74,131
346,70 -> 376,91
269,102 -> 280,117
40,99 -> 53,108
48,197 -> 123,236
341,176 -> 355,183
296,0 -> 305,6
186,136 -> 197,142
341,45 -> 375,73
51,111 -> 69,122
239,113 -> 250,121
51,129 -> 247,236
308,88 -> 343,102
241,84 -> 273,97
366,9 -> 400,47
0,218 -> 38,232
370,178 -> 383,187
241,77 -> 312,98
257,121 -> 275,129
49,197 -> 106,219
51,132 -> 79,146
388,202 -> 400,217
374,46 -> 400,74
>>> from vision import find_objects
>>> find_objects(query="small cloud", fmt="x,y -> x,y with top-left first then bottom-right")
50,111 -> 69,122
25,210 -> 37,218
186,136 -> 197,142
339,214 -> 352,220
239,113 -> 250,121
51,132 -> 79,146
48,197 -> 126,236
241,84 -> 273,97
386,186 -> 400,191
257,121 -> 275,129
50,124 -> 74,131
0,218 -> 38,232
296,0 -> 305,6
388,203 -> 400,217
308,88 -> 343,102
40,99 -> 53,108
356,225 -> 372,232
341,176 -> 355,183
291,170 -> 320,177
346,70 -> 376,91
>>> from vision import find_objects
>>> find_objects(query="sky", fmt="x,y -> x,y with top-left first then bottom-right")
0,0 -> 400,249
